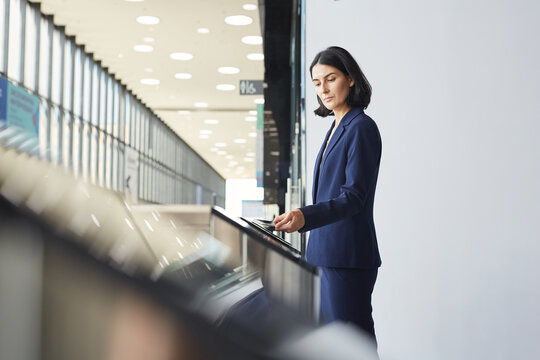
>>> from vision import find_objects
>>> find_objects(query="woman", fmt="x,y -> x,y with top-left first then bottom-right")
274,46 -> 382,342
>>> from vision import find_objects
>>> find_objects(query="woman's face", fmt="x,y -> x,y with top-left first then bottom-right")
311,63 -> 354,115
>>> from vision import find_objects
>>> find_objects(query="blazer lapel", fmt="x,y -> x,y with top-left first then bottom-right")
321,108 -> 364,168
313,122 -> 334,203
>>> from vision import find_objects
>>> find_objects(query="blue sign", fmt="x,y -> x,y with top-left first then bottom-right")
6,81 -> 39,135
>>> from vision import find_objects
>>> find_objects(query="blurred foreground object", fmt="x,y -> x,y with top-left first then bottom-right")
0,142 -> 378,359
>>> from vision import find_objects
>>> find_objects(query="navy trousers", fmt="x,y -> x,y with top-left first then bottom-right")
320,267 -> 378,341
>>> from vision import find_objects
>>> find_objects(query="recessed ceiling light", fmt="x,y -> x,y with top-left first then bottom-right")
244,157 -> 254,162
243,4 -> 257,10
246,152 -> 256,157
194,102 -> 208,108
247,53 -> 264,61
225,15 -> 253,26
242,36 -> 262,45
210,147 -> 218,152
169,95 -> 175,99
136,16 -> 160,25
170,52 -> 193,60
249,110 -> 257,115
254,98 -> 264,104
218,66 -> 240,74
226,155 -> 234,160
217,151 -> 227,155
140,78 -> 159,85
143,37 -> 155,43
248,132 -> 257,137
200,130 -> 212,135
215,142 -> 227,147
245,116 -> 257,122
199,134 -> 209,139
177,110 -> 190,115
229,161 -> 238,166
174,73 -> 192,79
234,138 -> 247,144
133,44 -> 153,52
197,28 -> 210,34
237,166 -> 245,171
216,84 -> 235,91
144,67 -> 153,72
204,119 -> 219,125
118,53 -> 124,58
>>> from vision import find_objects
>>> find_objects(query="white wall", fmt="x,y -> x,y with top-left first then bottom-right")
304,1 -> 540,359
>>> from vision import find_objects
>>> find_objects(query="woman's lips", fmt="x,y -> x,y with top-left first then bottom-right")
324,97 -> 333,102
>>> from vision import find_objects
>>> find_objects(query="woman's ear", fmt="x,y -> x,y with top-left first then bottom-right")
348,76 -> 355,87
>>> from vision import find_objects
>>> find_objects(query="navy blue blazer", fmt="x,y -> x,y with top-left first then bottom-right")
299,107 -> 382,269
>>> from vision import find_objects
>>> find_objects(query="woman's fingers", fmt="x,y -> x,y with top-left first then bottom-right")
274,210 -> 305,233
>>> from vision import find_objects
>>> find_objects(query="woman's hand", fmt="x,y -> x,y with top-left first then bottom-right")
273,209 -> 305,233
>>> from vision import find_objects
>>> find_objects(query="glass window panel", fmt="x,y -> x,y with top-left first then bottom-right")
113,83 -> 120,138
72,116 -> 81,177
51,28 -> 63,105
81,121 -> 90,181
7,0 -> 23,82
63,39 -> 74,111
0,0 -> 6,73
135,108 -> 140,150
90,126 -> 98,184
111,138 -> 118,191
147,159 -> 151,202
106,76 -> 113,134
23,3 -> 38,91
56,108 -> 64,166
91,62 -> 99,125
118,144 -> 124,192
98,130 -> 105,186
117,88 -> 125,141
50,107 -> 60,165
99,69 -> 106,129
124,95 -> 131,145
73,47 -> 83,117
62,111 -> 72,170
132,102 -> 137,147
38,18 -> 51,97
139,157 -> 145,200
143,113 -> 149,154
105,134 -> 112,189
38,100 -> 50,160
83,56 -> 92,121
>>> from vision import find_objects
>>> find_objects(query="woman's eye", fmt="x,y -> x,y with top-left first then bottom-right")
328,78 -> 335,82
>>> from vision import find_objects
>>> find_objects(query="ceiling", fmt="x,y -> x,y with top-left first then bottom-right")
30,0 -> 265,179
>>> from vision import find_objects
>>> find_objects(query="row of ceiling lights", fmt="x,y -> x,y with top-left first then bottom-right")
176,108 -> 259,168
123,0 -> 261,177
130,3 -> 263,103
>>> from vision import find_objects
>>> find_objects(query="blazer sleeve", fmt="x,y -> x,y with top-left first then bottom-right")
298,119 -> 381,233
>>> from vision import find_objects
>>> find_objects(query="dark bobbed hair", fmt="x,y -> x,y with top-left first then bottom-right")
310,46 -> 372,117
